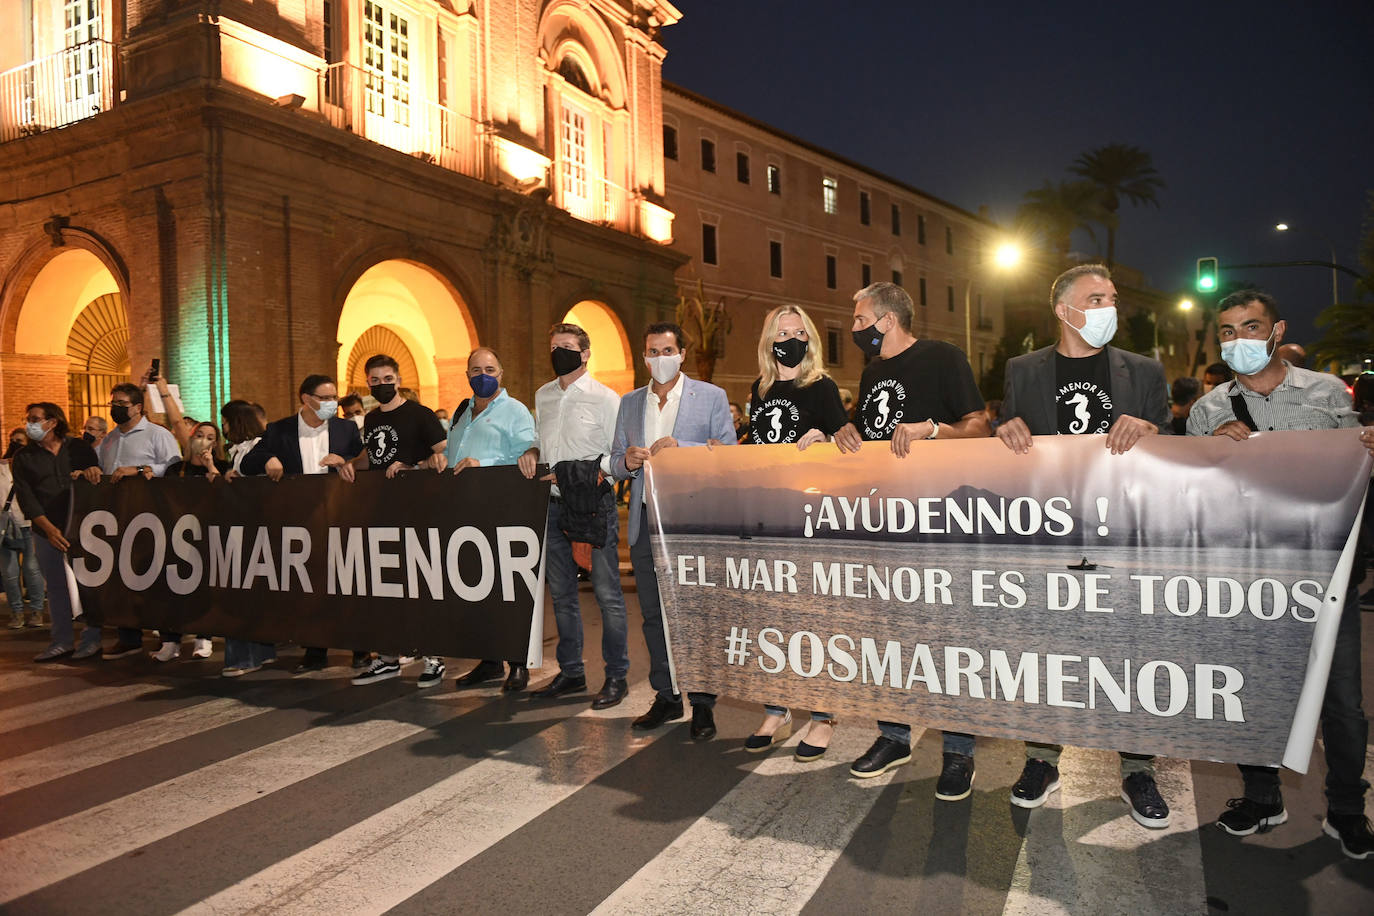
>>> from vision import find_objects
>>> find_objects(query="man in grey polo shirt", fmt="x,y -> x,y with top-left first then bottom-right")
1188,289 -> 1374,860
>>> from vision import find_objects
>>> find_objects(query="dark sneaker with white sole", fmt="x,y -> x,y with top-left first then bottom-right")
934,752 -> 975,801
1010,758 -> 1060,808
351,658 -> 401,685
1322,813 -> 1374,859
1216,796 -> 1287,836
848,736 -> 911,778
1121,772 -> 1170,828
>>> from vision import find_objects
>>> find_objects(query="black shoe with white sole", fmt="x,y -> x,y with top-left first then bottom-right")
1010,758 -> 1060,808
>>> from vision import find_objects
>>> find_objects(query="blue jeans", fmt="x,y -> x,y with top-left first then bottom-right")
630,508 -> 713,708
878,722 -> 975,756
34,536 -> 99,651
765,704 -> 832,722
225,638 -> 276,670
546,495 -> 629,680
1,526 -> 44,619
1238,574 -> 1368,815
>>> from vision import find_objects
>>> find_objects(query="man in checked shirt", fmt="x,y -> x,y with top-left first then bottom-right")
1188,289 -> 1374,860
519,323 -> 631,710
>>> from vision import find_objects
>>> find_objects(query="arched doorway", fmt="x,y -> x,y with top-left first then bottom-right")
562,299 -> 633,394
66,293 -> 129,427
6,247 -> 124,427
336,259 -> 477,411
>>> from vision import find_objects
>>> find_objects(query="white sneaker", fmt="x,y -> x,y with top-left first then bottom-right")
417,657 -> 446,688
152,641 -> 180,662
192,638 -> 213,658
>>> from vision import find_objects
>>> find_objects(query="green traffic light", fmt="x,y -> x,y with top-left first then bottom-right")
1196,256 -> 1219,293
1198,276 -> 1216,291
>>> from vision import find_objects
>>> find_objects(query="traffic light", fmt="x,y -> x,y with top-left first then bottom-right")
1196,257 -> 1218,292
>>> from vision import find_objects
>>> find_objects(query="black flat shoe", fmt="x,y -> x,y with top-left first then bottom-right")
502,664 -> 529,692
591,677 -> 628,710
454,660 -> 506,688
690,704 -> 716,741
530,672 -> 587,699
632,694 -> 683,729
744,711 -> 791,753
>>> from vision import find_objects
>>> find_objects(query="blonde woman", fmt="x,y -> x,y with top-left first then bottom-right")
744,305 -> 848,759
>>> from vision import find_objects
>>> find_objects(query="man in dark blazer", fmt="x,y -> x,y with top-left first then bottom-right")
241,374 -> 364,670
995,264 -> 1173,829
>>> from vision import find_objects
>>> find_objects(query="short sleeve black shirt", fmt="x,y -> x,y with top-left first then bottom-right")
364,399 -> 447,468
749,376 -> 848,444
856,340 -> 985,441
1054,350 -> 1114,435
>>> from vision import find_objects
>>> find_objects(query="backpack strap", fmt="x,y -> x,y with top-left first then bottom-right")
1228,384 -> 1259,432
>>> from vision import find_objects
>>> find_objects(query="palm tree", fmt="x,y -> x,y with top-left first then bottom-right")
1015,180 -> 1103,268
1069,144 -> 1165,268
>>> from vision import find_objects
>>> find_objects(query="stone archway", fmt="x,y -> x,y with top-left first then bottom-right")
562,299 -> 634,394
336,259 -> 478,411
65,293 -> 129,428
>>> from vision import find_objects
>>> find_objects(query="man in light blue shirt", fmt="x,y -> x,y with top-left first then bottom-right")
95,382 -> 181,658
447,347 -> 538,691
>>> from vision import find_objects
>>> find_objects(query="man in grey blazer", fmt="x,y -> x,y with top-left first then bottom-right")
611,321 -> 735,740
996,263 -> 1173,829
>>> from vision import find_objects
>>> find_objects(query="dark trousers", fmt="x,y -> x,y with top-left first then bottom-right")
1238,575 -> 1368,816
629,511 -> 713,708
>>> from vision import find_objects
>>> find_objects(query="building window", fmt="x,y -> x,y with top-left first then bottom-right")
323,0 -> 339,64
702,223 -> 718,265
767,164 -> 781,195
62,0 -> 103,109
701,138 -> 716,172
363,1 -> 410,125
736,151 -> 750,184
561,106 -> 588,201
946,226 -> 955,255
822,177 -> 838,215
919,277 -> 927,306
947,285 -> 956,312
859,191 -> 871,225
825,254 -> 837,290
890,203 -> 901,236
892,269 -> 903,287
663,125 -> 678,160
918,214 -> 927,245
861,261 -> 872,287
826,325 -> 843,367
769,240 -> 783,278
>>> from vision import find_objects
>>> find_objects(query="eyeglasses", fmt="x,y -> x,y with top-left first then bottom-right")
774,329 -> 809,340
108,400 -> 132,408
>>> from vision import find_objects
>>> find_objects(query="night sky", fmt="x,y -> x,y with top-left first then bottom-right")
661,1 -> 1374,345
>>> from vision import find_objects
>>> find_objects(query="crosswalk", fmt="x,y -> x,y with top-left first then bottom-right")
2,612 -> 1371,916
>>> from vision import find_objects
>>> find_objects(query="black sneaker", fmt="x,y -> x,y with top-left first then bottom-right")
416,657 -> 446,688
934,752 -> 975,801
1216,796 -> 1287,836
350,657 -> 401,685
1121,772 -> 1170,828
1010,758 -> 1060,808
848,736 -> 911,778
1322,813 -> 1374,859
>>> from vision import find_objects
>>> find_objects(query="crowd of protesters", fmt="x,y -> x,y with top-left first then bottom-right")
5,266 -> 1374,859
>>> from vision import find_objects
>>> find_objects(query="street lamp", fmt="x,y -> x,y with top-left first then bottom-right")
1178,298 -> 1193,311
965,241 -> 1023,357
1275,222 -> 1339,307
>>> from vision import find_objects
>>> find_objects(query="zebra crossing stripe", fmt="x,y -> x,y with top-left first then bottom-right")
0,694 -> 449,903
590,726 -> 915,915
1000,752 -> 1206,916
0,680 -> 168,733
176,685 -> 667,915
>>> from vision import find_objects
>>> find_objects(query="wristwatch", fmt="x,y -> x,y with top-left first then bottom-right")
138,465 -> 150,474
925,419 -> 940,439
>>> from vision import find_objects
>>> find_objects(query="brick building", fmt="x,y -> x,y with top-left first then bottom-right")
0,0 -> 686,428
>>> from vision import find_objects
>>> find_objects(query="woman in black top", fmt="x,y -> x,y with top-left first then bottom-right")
743,305 -> 848,761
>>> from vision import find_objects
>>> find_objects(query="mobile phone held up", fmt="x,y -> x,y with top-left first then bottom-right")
149,358 -> 160,383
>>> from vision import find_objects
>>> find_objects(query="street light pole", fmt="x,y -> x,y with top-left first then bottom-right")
1275,223 -> 1340,307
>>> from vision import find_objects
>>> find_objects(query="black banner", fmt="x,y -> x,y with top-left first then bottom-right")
67,468 -> 551,660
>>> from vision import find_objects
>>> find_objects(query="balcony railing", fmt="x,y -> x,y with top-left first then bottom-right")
0,39 -> 115,143
562,177 -> 628,229
319,61 -> 483,180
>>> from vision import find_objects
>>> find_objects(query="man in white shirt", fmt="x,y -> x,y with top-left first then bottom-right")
519,323 -> 630,709
96,382 -> 183,659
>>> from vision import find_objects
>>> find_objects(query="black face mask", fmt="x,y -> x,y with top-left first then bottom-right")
772,338 -> 807,368
551,347 -> 584,377
81,432 -> 95,444
852,319 -> 885,359
369,383 -> 396,404
110,404 -> 132,425
4,440 -> 22,458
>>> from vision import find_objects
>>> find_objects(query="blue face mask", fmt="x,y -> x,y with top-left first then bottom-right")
1220,326 -> 1277,376
470,372 -> 500,398
25,420 -> 46,442
314,400 -> 338,421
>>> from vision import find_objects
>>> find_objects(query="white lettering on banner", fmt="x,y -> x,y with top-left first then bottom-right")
720,626 -> 1247,722
74,514 -> 541,604
1131,574 -> 1326,622
802,493 -> 1077,538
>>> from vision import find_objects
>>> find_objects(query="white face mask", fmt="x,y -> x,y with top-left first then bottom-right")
645,353 -> 684,385
1064,304 -> 1118,348
352,414 -> 365,430
1220,326 -> 1277,376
